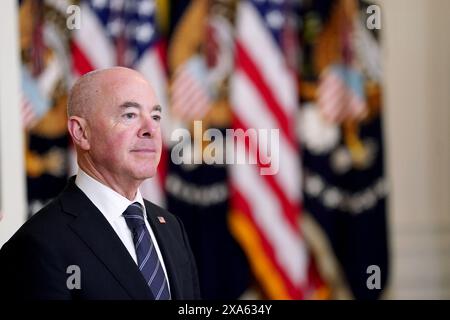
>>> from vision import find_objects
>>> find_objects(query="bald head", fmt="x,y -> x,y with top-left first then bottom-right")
67,67 -> 150,119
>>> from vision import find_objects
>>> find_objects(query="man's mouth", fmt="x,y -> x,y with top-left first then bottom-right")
131,148 -> 156,153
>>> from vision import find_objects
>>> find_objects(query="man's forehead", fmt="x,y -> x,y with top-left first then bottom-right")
97,75 -> 159,108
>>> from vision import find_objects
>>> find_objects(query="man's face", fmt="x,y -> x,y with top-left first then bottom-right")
87,73 -> 162,184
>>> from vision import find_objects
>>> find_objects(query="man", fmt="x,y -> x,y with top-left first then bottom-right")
0,67 -> 201,300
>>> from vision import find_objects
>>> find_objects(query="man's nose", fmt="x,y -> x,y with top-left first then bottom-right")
139,115 -> 158,138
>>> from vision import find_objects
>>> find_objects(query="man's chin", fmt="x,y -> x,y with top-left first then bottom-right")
134,167 -> 158,181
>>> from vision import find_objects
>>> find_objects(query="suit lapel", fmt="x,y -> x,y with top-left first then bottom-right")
60,178 -> 153,300
144,202 -> 182,300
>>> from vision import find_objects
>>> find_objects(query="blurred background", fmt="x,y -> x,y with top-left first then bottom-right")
0,0 -> 449,300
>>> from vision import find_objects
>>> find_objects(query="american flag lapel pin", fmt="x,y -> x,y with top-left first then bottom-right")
157,216 -> 166,224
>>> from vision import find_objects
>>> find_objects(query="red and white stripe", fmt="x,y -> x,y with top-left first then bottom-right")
170,60 -> 211,122
71,1 -> 116,76
230,1 -> 313,299
317,70 -> 348,123
21,94 -> 37,130
318,67 -> 367,123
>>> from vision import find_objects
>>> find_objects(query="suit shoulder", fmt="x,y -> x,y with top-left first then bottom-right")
2,197 -> 68,248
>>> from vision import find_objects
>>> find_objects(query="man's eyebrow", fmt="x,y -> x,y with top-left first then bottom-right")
119,101 -> 161,112
119,101 -> 142,109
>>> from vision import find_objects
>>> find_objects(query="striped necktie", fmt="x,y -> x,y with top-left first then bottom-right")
123,202 -> 171,300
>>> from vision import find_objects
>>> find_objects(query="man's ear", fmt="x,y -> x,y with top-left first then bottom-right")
68,116 -> 90,150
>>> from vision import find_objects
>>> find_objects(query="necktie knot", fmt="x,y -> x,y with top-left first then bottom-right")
123,202 -> 146,231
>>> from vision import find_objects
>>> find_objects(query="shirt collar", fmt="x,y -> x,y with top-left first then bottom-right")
75,169 -> 147,222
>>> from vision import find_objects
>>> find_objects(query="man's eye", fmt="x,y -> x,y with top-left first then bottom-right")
123,113 -> 137,119
152,114 -> 161,121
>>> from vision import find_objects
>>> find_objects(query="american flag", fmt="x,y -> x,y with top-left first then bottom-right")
157,216 -> 166,224
317,64 -> 368,123
170,55 -> 212,122
229,0 -> 322,299
167,0 -> 214,124
20,63 -> 59,130
71,0 -> 170,206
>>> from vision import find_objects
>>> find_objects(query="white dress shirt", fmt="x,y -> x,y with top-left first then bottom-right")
75,169 -> 171,293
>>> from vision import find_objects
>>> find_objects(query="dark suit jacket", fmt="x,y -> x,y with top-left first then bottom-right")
0,177 -> 201,300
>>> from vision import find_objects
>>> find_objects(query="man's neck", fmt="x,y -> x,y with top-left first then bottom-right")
78,163 -> 139,201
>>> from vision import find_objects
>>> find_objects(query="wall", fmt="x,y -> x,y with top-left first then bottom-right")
0,0 -> 27,246
381,0 -> 450,299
